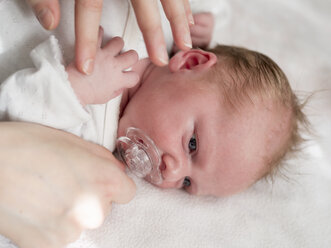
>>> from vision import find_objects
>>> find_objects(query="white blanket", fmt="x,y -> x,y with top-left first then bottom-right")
0,0 -> 331,248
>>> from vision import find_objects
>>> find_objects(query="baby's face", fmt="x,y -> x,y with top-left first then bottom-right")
118,64 -> 287,196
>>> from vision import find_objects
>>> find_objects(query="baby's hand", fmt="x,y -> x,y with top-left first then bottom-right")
67,28 -> 139,105
190,12 -> 214,49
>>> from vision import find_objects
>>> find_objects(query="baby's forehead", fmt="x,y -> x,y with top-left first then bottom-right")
202,99 -> 291,194
233,97 -> 291,137
218,96 -> 291,161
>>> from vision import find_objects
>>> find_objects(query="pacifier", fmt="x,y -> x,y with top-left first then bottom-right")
116,127 -> 163,185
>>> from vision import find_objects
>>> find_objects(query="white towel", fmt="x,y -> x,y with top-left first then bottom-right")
0,0 -> 330,248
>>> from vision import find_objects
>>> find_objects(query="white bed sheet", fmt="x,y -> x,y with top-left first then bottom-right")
0,0 -> 330,248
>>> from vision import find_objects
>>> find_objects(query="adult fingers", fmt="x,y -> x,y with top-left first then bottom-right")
97,26 -> 104,48
71,160 -> 136,229
55,218 -> 82,245
75,0 -> 103,75
26,0 -> 60,30
160,0 -> 192,51
86,154 -> 137,205
101,159 -> 136,204
131,0 -> 169,66
183,0 -> 194,26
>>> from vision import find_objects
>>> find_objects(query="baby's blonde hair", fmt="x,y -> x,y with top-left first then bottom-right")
206,45 -> 309,178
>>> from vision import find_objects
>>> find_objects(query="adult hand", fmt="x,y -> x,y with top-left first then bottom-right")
26,0 -> 193,74
0,122 -> 136,248
131,0 -> 193,65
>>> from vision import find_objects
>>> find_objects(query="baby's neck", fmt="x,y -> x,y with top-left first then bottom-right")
120,58 -> 153,116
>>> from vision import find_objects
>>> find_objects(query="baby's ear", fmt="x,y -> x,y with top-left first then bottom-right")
169,49 -> 217,72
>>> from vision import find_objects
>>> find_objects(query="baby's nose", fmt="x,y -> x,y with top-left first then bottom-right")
161,153 -> 189,183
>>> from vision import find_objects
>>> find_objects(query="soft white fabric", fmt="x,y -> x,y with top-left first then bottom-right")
0,35 -> 122,149
0,36 -> 88,138
0,1 -> 331,248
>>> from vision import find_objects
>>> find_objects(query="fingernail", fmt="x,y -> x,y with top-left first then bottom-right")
158,47 -> 169,65
183,32 -> 192,49
83,59 -> 94,75
188,13 -> 195,25
37,8 -> 54,30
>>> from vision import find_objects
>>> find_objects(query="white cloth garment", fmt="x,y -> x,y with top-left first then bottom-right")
0,1 -> 331,248
0,35 -> 121,150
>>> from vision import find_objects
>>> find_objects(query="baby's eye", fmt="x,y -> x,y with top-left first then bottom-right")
182,177 -> 191,188
188,134 -> 197,153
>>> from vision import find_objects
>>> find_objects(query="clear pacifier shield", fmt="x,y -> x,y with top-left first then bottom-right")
116,127 -> 163,185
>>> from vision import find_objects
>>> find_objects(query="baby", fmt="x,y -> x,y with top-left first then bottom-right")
0,14 -> 306,197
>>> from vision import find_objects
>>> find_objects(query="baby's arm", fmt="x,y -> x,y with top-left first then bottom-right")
67,28 -> 140,106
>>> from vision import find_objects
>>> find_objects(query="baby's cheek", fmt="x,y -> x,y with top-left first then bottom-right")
219,165 -> 264,196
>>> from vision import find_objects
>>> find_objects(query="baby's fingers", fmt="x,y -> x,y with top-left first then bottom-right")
122,71 -> 140,89
116,50 -> 139,69
103,37 -> 124,56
